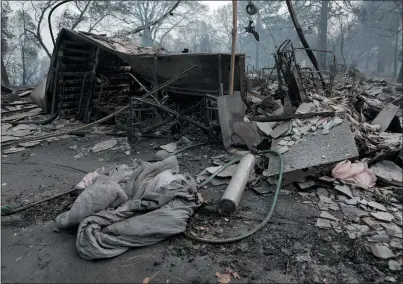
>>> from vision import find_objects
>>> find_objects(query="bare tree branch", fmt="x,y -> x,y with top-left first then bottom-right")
30,0 -> 57,58
71,0 -> 91,30
120,0 -> 181,36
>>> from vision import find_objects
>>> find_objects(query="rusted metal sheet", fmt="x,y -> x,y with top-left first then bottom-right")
120,53 -> 245,95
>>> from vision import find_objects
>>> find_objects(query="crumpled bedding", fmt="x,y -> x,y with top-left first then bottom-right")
55,156 -> 200,260
331,160 -> 377,189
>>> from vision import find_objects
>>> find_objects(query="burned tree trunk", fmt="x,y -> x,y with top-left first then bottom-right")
377,37 -> 386,73
393,21 -> 399,77
285,0 -> 325,90
21,45 -> 26,85
318,0 -> 329,69
340,22 -> 346,66
1,57 -> 9,86
142,27 -> 153,47
398,64 -> 403,83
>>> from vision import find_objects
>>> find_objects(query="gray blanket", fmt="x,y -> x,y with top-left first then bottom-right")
55,156 -> 200,260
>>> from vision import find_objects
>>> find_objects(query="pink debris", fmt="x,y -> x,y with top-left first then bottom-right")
75,171 -> 101,190
331,160 -> 377,189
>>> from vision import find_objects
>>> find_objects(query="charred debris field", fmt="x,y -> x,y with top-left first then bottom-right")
1,0 -> 403,283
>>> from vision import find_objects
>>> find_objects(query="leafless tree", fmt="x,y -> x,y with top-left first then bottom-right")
1,0 -> 13,85
26,0 -> 57,58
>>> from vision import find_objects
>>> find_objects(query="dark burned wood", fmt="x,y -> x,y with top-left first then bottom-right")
249,111 -> 338,122
285,0 -> 325,90
1,105 -> 38,115
368,149 -> 401,167
58,55 -> 92,62
1,85 -> 13,93
62,47 -> 93,54
61,72 -> 89,76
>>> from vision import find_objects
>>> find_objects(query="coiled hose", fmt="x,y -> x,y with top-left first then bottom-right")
184,149 -> 283,244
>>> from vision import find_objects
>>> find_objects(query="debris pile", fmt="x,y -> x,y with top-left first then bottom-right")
1,32 -> 402,284
243,74 -> 403,274
309,178 -> 402,269
199,58 -> 403,278
1,87 -> 42,125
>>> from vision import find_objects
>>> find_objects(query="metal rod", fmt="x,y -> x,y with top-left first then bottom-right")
218,54 -> 222,96
132,97 -> 210,133
143,98 -> 205,133
143,65 -> 198,100
123,72 -> 159,104
219,83 -> 224,96
124,73 -> 149,93
229,0 -> 238,95
219,154 -> 256,214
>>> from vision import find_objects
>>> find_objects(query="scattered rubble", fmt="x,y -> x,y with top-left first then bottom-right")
334,185 -> 353,198
370,244 -> 395,259
3,147 -> 26,154
370,212 -> 395,222
367,201 -> 387,211
1,32 -> 402,284
372,103 -> 400,132
159,142 -> 177,153
388,260 -> 402,271
91,139 -> 118,153
18,141 -> 41,148
370,160 -> 402,186
319,211 -> 338,221
316,218 -> 332,228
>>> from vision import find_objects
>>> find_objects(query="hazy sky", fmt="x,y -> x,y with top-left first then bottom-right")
201,1 -> 231,10
10,1 -> 233,57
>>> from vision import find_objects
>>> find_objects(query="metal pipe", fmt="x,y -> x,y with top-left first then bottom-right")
229,0 -> 238,95
218,153 -> 256,214
131,97 -> 210,133
217,54 -> 222,96
142,98 -> 205,133
124,73 -> 149,93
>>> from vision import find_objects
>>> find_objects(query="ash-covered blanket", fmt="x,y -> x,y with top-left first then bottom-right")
55,156 -> 200,260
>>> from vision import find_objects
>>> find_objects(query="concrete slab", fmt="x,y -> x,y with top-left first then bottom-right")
270,121 -> 291,139
370,160 -> 402,187
371,103 -> 399,132
217,92 -> 245,147
266,122 -> 359,176
233,122 -> 261,149
256,122 -> 277,137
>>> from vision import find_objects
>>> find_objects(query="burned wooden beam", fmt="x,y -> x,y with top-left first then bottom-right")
249,111 -> 339,122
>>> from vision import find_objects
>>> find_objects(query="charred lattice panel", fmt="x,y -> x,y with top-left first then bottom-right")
50,34 -> 96,120
93,50 -> 134,112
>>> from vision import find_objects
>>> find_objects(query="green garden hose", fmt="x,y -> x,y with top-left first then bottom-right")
185,149 -> 283,244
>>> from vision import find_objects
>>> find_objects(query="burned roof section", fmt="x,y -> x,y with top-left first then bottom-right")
56,28 -> 167,56
75,30 -> 168,56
